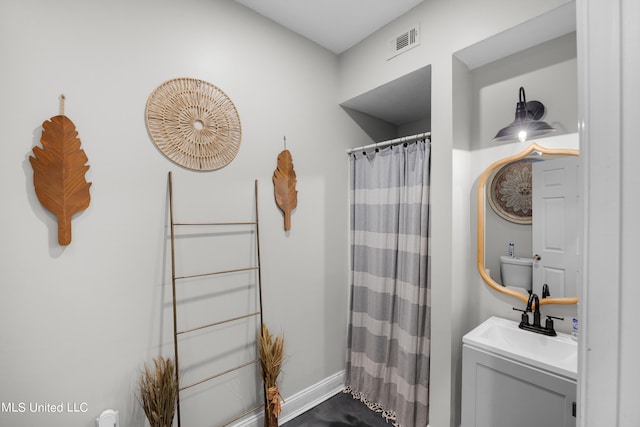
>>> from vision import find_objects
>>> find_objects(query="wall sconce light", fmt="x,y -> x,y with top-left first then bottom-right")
493,87 -> 556,143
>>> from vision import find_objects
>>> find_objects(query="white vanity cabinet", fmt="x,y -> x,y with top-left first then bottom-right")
461,317 -> 578,427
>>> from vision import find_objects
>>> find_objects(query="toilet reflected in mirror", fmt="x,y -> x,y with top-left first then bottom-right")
499,255 -> 533,293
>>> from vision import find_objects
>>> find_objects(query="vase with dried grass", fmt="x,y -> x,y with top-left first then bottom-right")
259,323 -> 284,427
138,356 -> 178,427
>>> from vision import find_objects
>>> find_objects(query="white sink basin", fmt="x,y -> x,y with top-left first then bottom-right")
463,316 -> 577,380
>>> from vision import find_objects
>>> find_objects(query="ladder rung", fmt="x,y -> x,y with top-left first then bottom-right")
220,403 -> 265,427
180,359 -> 259,391
175,266 -> 259,280
177,311 -> 261,335
174,221 -> 257,226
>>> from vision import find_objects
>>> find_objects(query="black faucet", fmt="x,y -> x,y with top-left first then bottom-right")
512,293 -> 562,336
527,293 -> 542,328
542,283 -> 551,298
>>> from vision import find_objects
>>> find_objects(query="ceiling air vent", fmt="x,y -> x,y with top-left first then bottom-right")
389,25 -> 420,60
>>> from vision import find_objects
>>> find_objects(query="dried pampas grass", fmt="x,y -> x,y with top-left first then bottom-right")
259,323 -> 284,427
138,357 -> 178,427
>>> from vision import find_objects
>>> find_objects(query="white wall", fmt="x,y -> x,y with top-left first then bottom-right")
0,1 -> 369,426
339,1 -> 574,425
578,0 -> 640,425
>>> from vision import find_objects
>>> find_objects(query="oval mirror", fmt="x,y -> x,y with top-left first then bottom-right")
477,143 -> 579,306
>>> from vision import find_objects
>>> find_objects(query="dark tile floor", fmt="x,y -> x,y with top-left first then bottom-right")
282,392 -> 392,427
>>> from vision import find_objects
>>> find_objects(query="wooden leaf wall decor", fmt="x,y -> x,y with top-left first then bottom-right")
29,115 -> 92,245
272,149 -> 297,231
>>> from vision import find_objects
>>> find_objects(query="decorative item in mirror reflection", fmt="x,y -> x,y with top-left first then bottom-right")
488,158 -> 540,224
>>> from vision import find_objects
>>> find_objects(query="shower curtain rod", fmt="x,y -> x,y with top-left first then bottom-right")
346,132 -> 431,154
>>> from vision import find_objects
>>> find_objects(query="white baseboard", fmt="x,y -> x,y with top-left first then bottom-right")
230,370 -> 345,427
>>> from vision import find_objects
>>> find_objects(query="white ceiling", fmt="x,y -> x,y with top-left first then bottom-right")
233,0 -> 425,54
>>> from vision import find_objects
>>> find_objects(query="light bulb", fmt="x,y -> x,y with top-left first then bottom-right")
518,130 -> 527,142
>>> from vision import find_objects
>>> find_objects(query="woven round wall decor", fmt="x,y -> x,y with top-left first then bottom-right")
145,78 -> 242,171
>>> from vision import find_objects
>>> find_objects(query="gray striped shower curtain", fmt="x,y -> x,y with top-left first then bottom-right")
346,139 -> 431,427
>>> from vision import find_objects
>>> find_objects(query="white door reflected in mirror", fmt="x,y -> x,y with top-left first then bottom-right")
532,156 -> 579,298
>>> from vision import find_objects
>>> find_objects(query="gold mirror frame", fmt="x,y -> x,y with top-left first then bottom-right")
477,143 -> 579,306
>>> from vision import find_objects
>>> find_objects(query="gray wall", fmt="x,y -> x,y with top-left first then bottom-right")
0,1 -> 369,426
0,1 -> 593,427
